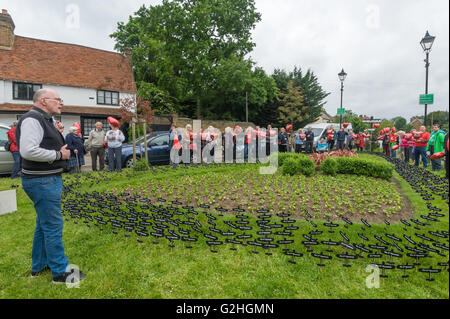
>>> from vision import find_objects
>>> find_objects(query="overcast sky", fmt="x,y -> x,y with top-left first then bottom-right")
2,0 -> 448,121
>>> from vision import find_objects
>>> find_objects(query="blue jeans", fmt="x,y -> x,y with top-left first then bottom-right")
414,146 -> 428,168
108,146 -> 122,172
21,176 -> 69,277
11,151 -> 21,179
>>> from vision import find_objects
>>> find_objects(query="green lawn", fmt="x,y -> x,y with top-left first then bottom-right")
0,157 -> 448,299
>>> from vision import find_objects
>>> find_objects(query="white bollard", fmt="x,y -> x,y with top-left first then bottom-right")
0,190 -> 17,216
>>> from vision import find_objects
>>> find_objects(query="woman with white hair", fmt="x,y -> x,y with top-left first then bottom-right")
65,126 -> 85,173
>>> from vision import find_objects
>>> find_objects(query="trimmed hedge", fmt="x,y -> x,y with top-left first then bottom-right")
321,157 -> 337,176
320,157 -> 393,180
279,153 -> 315,176
281,158 -> 300,176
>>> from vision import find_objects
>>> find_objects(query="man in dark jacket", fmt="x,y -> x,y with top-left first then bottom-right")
16,88 -> 86,285
305,126 -> 314,154
336,127 -> 348,151
278,127 -> 288,153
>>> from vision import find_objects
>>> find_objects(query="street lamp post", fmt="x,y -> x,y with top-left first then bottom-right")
338,69 -> 347,129
420,31 -> 435,128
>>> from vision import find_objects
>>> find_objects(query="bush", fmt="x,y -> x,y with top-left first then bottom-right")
321,157 -> 337,176
133,158 -> 150,171
296,154 -> 315,176
277,152 -> 298,167
281,158 -> 300,176
280,154 -> 315,176
333,157 -> 393,180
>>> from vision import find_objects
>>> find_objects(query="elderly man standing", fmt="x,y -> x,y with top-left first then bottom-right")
87,122 -> 106,171
16,88 -> 86,284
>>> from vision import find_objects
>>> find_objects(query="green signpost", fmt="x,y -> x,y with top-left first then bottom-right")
337,108 -> 345,115
419,94 -> 434,104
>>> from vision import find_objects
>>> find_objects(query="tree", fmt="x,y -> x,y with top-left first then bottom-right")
271,67 -> 329,126
417,110 -> 449,131
277,81 -> 307,129
391,117 -> 407,131
111,0 -> 262,119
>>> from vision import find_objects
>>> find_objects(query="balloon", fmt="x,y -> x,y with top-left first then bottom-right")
343,123 -> 349,129
392,127 -> 396,133
300,134 -> 306,140
404,133 -> 412,140
384,127 -> 390,133
107,117 -> 120,127
373,123 -> 380,129
430,152 -> 445,160
286,124 -> 293,131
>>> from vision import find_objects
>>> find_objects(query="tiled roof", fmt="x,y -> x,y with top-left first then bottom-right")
0,36 -> 136,93
0,103 -> 121,116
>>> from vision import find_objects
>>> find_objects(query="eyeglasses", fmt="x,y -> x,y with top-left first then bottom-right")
43,97 -> 64,103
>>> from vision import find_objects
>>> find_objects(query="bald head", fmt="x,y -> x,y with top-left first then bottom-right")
33,88 -> 53,103
33,88 -> 63,115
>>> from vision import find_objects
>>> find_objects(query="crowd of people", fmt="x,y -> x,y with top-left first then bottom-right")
6,114 -> 125,178
380,124 -> 449,178
167,123 -> 371,163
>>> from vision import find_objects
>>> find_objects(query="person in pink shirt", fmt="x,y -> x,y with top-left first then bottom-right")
398,131 -> 409,163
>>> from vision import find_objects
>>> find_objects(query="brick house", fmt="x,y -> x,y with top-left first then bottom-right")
0,9 -> 137,138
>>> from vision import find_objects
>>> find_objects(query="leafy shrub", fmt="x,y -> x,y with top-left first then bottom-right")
277,152 -> 298,167
280,154 -> 315,176
321,157 -> 337,176
296,154 -> 315,176
333,157 -> 393,180
281,158 -> 300,176
133,158 -> 150,171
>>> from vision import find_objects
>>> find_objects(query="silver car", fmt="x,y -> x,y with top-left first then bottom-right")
0,123 -> 14,175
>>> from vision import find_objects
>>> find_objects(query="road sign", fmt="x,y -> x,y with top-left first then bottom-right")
337,108 -> 345,115
419,94 -> 434,105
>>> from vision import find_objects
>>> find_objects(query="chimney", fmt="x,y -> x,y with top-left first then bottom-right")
0,9 -> 15,50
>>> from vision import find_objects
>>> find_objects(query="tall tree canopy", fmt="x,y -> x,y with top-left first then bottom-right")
111,0 -> 269,119
268,67 -> 330,127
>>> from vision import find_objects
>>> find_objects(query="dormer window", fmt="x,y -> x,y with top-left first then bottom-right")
13,82 -> 42,100
97,90 -> 119,106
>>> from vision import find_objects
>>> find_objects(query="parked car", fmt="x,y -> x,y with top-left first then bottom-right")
106,132 -> 170,168
0,123 -> 14,175
302,122 -> 353,149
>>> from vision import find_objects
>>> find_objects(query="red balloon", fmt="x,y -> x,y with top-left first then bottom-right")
392,127 -> 396,133
373,123 -> 380,129
286,124 -> 293,131
384,127 -> 390,133
300,134 -> 306,140
430,152 -> 445,160
343,123 -> 349,128
107,117 -> 120,127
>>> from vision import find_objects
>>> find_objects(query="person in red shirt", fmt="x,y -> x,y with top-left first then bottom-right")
7,121 -> 21,179
413,125 -> 430,168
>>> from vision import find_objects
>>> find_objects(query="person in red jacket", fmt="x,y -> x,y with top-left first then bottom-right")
7,121 -> 21,179
413,126 -> 430,168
